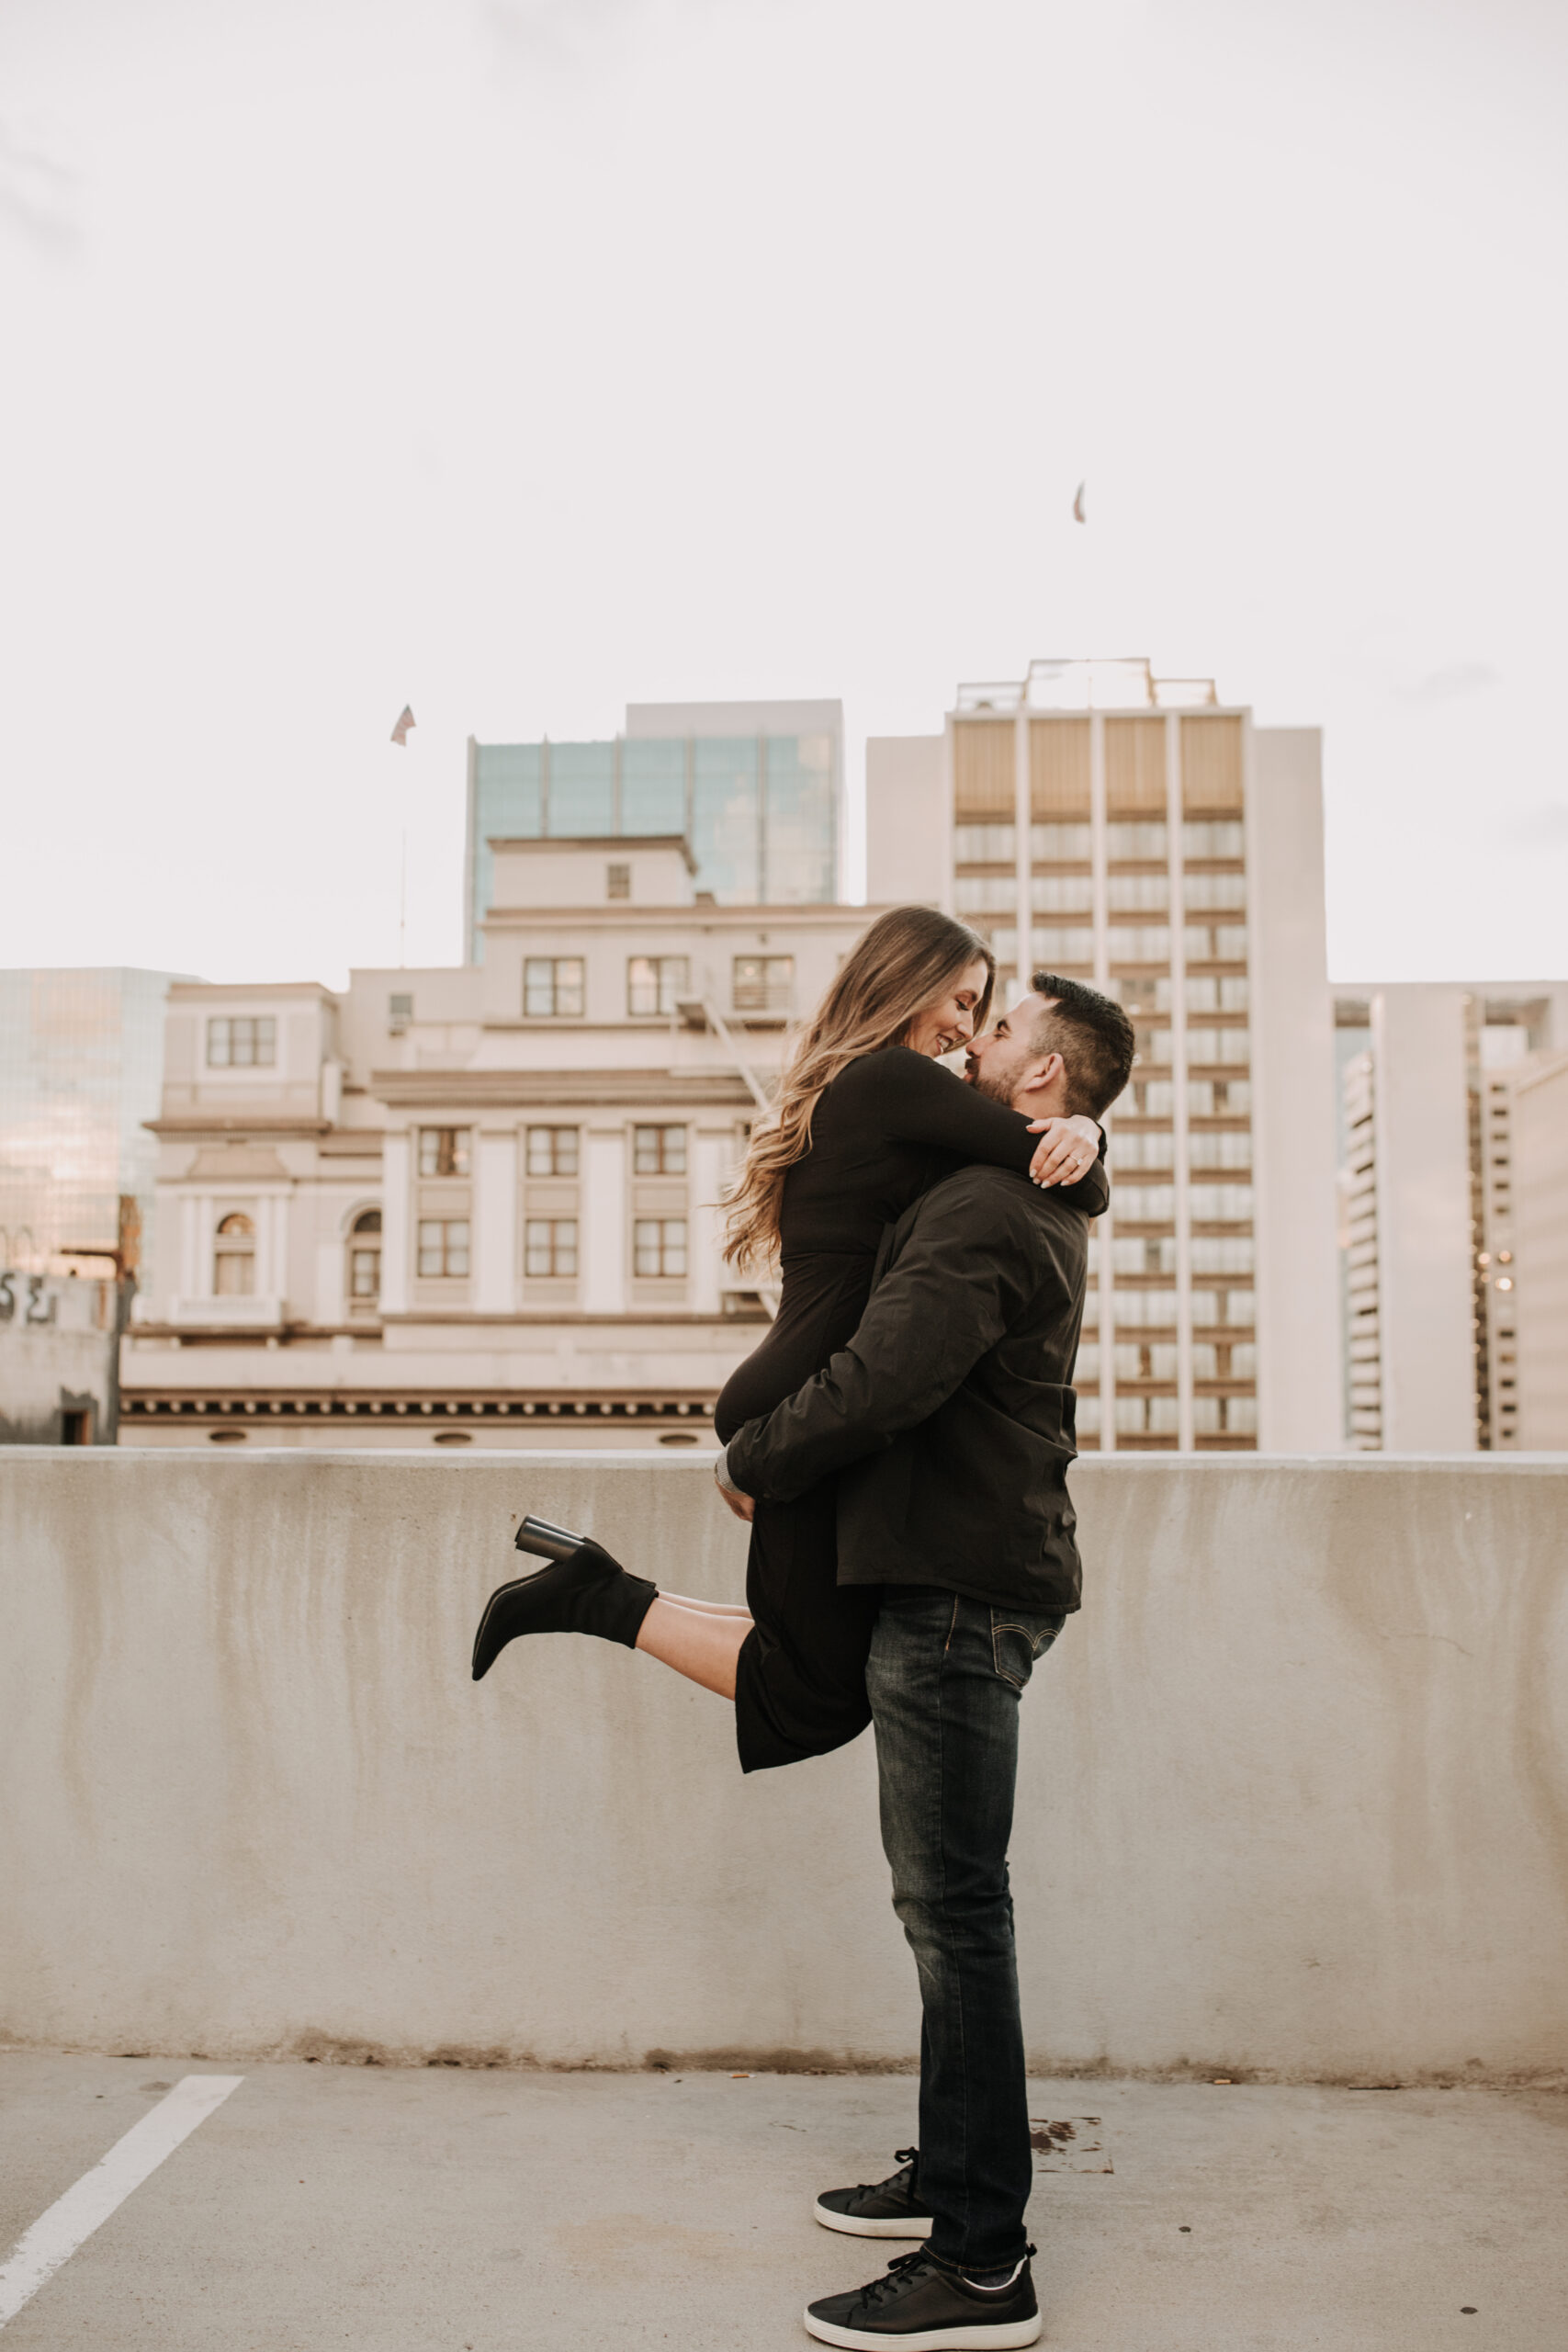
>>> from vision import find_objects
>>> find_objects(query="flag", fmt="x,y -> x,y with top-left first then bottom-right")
390,706 -> 416,746
1072,482 -> 1087,524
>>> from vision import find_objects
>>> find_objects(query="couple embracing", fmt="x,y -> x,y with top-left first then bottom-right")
472,906 -> 1134,2350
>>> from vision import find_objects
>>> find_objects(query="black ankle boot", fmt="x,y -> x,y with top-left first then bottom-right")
470,1517 -> 658,1681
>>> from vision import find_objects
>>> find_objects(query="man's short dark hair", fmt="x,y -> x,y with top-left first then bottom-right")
1029,973 -> 1136,1119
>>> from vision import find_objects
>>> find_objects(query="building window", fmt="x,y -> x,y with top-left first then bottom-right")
213,1212 -> 255,1295
418,1127 -> 471,1178
1183,820 -> 1245,859
606,863 -> 631,900
1032,821 -> 1092,860
417,1219 -> 470,1278
207,1015 -> 276,1068
1183,871 -> 1247,910
388,993 -> 413,1034
1187,1027 -> 1250,1067
955,822 -> 1018,862
633,1124 -> 687,1175
524,957 -> 585,1018
1105,925 -> 1171,964
1107,822 -> 1168,861
1188,1130 -> 1253,1170
1108,873 -> 1171,912
525,1218 -> 578,1278
348,1208 -> 381,1305
634,1217 -> 687,1279
1031,874 -> 1094,913
733,956 -> 794,1013
626,956 -> 690,1017
525,1126 -> 580,1177
955,876 -> 1019,914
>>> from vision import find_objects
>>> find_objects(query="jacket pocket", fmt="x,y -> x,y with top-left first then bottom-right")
989,1608 -> 1066,1690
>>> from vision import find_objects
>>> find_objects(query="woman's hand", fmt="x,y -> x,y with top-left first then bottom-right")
714,1456 -> 755,1523
1026,1113 -> 1101,1187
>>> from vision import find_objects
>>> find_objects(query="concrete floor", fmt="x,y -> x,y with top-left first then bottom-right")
0,2055 -> 1563,2349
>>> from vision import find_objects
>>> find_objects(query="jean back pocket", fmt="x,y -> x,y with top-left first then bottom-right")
989,1608 -> 1066,1690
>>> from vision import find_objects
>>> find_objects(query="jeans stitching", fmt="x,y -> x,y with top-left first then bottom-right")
990,1616 -> 1027,1689
934,1607 -> 971,2260
991,1614 -> 1060,1687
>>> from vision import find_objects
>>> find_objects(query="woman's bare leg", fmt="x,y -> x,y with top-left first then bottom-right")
660,1591 -> 752,1619
635,1595 -> 751,1700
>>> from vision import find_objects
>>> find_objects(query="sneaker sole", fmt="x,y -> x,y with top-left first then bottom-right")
813,2199 -> 934,2239
803,2311 -> 1041,2351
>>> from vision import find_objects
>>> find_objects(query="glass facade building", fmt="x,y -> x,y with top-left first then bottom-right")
466,728 -> 840,959
0,969 -> 186,1283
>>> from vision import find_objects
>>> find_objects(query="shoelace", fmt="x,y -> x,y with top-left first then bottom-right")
852,2252 -> 935,2312
852,2243 -> 1039,2312
851,2146 -> 919,2199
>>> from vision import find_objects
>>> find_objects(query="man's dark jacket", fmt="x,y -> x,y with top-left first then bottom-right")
723,1162 -> 1091,1615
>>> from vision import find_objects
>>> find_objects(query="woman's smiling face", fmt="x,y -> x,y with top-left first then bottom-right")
905,958 -> 990,1059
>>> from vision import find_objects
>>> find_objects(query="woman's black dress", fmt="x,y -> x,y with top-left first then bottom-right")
714,1046 -> 1110,1772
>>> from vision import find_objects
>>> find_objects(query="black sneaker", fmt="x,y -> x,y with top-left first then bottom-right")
815,2147 -> 933,2240
804,2246 -> 1041,2349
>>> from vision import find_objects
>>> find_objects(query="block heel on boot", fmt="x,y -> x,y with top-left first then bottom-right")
470,1516 -> 657,1680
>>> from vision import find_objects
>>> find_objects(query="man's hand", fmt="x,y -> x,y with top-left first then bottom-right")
1026,1113 -> 1100,1187
714,1452 -> 756,1523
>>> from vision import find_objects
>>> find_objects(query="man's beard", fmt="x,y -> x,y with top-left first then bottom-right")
967,1061 -> 1015,1107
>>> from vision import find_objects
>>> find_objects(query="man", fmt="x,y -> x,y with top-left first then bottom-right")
717,973 -> 1134,2351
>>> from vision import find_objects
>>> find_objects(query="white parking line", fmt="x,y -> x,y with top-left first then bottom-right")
0,2074 -> 243,2329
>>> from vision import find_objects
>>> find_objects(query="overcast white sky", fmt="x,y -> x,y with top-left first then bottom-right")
3,0 -> 1565,987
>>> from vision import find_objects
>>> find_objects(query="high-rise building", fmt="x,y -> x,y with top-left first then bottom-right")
867,657 -> 1341,1454
465,699 -> 843,961
0,968 -> 188,1288
1510,1044 -> 1568,1450
1333,984 -> 1568,1450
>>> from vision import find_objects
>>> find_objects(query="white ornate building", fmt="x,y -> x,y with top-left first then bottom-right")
121,835 -> 887,1451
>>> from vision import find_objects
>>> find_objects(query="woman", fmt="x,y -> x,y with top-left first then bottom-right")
470,906 -> 1108,1770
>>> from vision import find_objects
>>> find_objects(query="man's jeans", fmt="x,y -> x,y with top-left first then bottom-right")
865,1585 -> 1066,2273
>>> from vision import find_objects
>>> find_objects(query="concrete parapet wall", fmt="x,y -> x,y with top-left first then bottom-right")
2,1452 -> 1564,2082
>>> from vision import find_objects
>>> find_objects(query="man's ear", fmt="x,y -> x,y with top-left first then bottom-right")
1020,1047 -> 1067,1102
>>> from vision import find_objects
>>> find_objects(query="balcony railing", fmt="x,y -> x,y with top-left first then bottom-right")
730,983 -> 794,1017
168,1295 -> 286,1329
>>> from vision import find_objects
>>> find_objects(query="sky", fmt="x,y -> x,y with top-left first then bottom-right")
2,0 -> 1565,989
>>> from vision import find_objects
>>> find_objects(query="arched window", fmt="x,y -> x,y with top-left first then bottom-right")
348,1207 -> 381,1310
214,1213 -> 255,1296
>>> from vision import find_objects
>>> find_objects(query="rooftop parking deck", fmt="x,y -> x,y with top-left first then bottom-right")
1,2055 -> 1563,2349
2,1449 -> 1565,2341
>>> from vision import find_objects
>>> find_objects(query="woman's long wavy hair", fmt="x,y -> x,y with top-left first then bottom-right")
722,905 -> 996,1272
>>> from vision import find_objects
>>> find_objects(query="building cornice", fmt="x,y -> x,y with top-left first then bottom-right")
166,981 -> 339,1002
489,831 -> 699,875
479,1017 -> 786,1035
480,901 -> 890,932
379,1309 -> 767,1327
125,1309 -> 765,1340
118,1392 -> 724,1426
146,1116 -> 333,1137
367,1068 -> 756,1107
